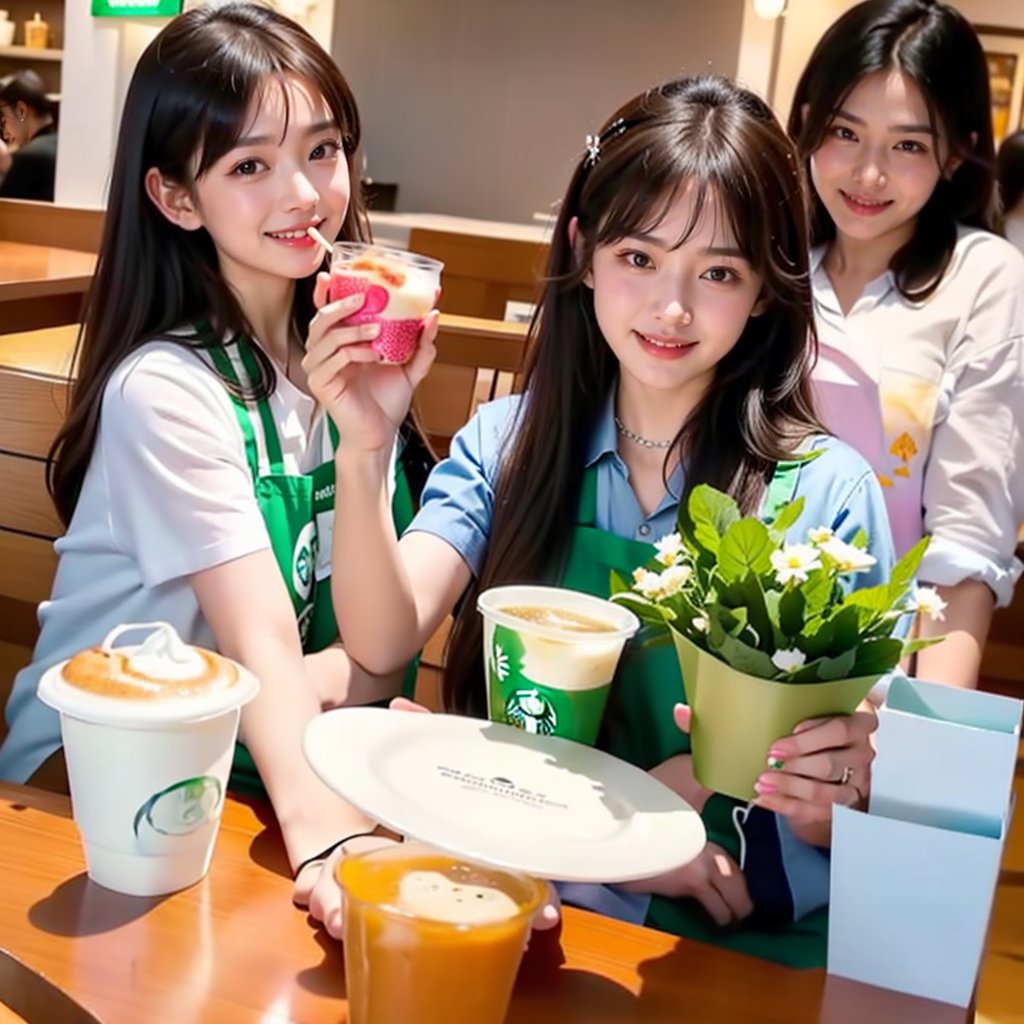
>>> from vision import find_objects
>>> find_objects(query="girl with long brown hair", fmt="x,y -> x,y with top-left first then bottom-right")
0,2 -> 430,933
311,75 -> 896,964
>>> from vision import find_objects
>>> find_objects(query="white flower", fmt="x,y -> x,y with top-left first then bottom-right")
818,536 -> 877,574
659,563 -> 692,596
654,532 -> 686,567
632,568 -> 665,600
770,543 -> 822,586
771,648 -> 807,673
807,526 -> 833,545
692,615 -> 709,633
908,586 -> 947,621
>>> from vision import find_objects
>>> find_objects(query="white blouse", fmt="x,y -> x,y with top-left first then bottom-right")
811,228 -> 1024,607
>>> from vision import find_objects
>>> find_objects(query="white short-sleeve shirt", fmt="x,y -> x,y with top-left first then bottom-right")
0,339 -> 329,783
811,227 -> 1024,606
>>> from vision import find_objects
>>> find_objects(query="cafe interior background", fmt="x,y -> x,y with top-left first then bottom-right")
0,1 -> 1022,1020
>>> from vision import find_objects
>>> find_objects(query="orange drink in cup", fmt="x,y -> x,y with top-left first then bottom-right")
328,242 -> 443,364
338,843 -> 545,1024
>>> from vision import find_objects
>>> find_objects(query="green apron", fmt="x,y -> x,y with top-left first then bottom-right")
557,459 -> 829,968
208,342 -> 417,794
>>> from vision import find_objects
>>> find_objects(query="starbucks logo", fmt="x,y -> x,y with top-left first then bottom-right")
504,688 -> 557,735
133,776 -> 222,847
292,522 -> 317,600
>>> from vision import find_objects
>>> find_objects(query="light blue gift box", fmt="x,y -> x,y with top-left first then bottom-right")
827,677 -> 1021,1008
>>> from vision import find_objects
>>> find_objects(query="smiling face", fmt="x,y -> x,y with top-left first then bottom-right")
585,181 -> 764,411
810,70 -> 949,259
183,73 -> 350,299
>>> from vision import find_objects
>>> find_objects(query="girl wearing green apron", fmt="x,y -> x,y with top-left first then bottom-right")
312,76 -> 896,964
0,5 -> 436,939
208,341 -> 418,795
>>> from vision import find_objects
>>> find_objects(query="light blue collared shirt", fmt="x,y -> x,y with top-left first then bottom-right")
410,389 -> 896,589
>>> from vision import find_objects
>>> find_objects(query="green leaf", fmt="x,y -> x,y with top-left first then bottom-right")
711,632 -> 777,678
718,605 -> 749,637
850,528 -> 869,550
685,485 -> 740,556
799,604 -> 859,660
899,635 -> 945,656
609,592 -> 676,627
779,587 -> 805,637
852,637 -> 905,676
718,519 -> 774,581
888,536 -> 930,595
841,584 -> 893,631
768,495 -> 806,536
800,567 -> 835,620
609,569 -> 633,596
816,647 -> 857,681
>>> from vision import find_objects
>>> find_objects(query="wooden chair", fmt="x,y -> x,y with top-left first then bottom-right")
0,323 -> 78,745
407,227 -> 546,321
0,324 -> 76,644
414,312 -> 529,458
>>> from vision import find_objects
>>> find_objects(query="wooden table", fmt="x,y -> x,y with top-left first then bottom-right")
0,241 -> 96,334
0,784 -> 972,1024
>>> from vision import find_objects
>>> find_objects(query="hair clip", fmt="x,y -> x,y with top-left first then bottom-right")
583,118 -> 634,170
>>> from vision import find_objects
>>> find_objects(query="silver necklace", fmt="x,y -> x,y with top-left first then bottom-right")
614,415 -> 674,450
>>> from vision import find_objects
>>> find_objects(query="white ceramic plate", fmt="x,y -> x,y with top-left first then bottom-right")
303,707 -> 706,882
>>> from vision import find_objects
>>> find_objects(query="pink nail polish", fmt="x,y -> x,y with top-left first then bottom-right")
754,779 -> 777,794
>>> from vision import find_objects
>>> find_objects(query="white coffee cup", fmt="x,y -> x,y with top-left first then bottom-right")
37,622 -> 259,897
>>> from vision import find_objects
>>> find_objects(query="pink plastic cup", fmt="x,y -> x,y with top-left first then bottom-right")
329,242 -> 443,364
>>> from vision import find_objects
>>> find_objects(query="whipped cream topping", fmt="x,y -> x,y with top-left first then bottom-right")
102,622 -> 209,682
394,869 -> 519,925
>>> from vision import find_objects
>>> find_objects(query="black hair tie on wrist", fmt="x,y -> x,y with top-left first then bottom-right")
293,830 -> 378,880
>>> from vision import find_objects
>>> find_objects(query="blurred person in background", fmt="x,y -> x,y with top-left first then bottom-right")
997,130 -> 1024,253
0,69 -> 57,201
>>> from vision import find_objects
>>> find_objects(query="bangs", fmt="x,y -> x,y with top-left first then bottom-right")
586,137 -> 765,269
149,18 -> 359,183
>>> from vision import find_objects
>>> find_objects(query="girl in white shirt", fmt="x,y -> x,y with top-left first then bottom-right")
788,0 -> 1024,688
0,3 -> 432,931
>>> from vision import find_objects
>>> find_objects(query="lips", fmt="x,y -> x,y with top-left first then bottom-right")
636,331 -> 695,349
634,330 -> 697,359
265,218 -> 325,240
839,190 -> 893,216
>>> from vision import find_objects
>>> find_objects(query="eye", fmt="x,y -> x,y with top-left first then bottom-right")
231,157 -> 266,177
829,125 -> 857,142
619,249 -> 653,270
701,266 -> 739,284
895,139 -> 928,154
311,138 -> 342,161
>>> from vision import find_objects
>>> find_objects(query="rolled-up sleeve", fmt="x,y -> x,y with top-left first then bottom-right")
920,303 -> 1024,606
406,396 -> 521,577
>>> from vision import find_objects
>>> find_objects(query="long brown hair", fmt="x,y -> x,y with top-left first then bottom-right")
787,0 -> 996,301
444,75 -> 821,716
48,2 -> 368,525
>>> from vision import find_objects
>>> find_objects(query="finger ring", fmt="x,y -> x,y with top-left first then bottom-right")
839,765 -> 855,786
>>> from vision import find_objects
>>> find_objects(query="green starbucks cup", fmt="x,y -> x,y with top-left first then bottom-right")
477,585 -> 639,745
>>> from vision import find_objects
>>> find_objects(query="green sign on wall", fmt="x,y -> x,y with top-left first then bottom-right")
91,0 -> 183,16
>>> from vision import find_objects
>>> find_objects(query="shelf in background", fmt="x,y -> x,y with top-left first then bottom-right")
0,45 -> 62,61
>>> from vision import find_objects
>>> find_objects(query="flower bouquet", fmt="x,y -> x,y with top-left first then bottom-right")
611,484 -> 945,800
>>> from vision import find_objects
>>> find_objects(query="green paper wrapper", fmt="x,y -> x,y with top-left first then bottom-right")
671,629 -> 879,800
